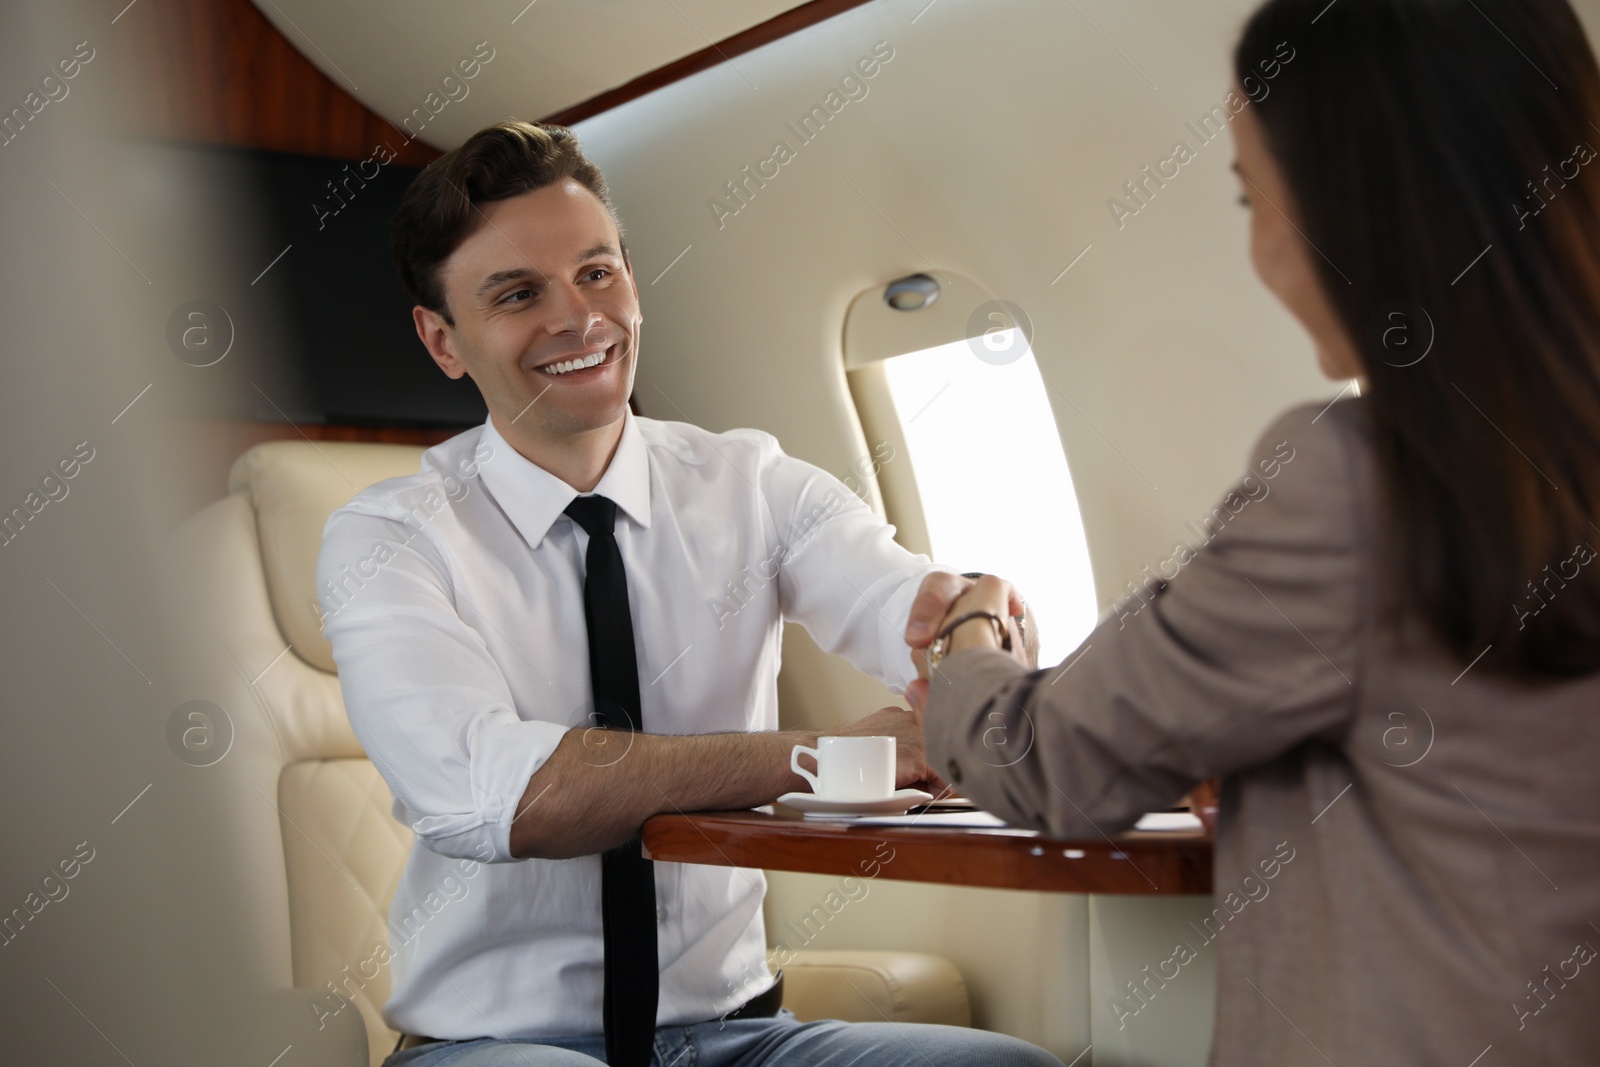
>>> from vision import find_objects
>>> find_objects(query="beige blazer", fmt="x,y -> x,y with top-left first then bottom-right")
924,397 -> 1600,1066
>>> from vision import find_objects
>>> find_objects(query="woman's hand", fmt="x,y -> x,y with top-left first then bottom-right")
938,574 -> 1015,658
906,574 -> 1022,712
905,572 -> 1027,651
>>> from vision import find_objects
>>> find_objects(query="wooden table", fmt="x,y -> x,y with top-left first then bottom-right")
641,807 -> 1212,895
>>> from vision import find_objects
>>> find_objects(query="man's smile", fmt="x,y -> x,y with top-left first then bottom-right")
534,340 -> 626,378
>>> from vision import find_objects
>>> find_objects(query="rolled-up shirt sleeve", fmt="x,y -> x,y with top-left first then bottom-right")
755,433 -> 956,693
317,507 -> 568,863
923,402 -> 1369,838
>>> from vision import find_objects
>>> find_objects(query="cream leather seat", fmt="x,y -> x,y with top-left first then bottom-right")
173,437 -> 970,1067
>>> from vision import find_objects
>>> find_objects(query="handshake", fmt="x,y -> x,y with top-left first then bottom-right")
828,568 -> 1217,830
903,570 -> 1038,709
821,570 -> 1037,796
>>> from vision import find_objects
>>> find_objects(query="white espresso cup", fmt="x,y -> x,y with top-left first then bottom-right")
790,736 -> 896,801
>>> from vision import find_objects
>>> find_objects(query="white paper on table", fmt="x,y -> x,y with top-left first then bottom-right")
1133,811 -> 1204,831
845,810 -> 1204,831
848,811 -> 1010,828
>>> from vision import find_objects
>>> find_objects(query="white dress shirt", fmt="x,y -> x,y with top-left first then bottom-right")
316,409 -> 946,1040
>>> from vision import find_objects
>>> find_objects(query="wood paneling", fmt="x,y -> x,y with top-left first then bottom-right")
125,0 -> 440,166
119,0 -> 453,498
541,0 -> 879,126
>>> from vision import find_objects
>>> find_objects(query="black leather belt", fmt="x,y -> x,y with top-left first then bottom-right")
725,971 -> 784,1020
392,971 -> 784,1053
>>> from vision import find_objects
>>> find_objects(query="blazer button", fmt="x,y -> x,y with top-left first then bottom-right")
946,759 -> 962,784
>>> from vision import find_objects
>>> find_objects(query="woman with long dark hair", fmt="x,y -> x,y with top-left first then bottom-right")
909,0 -> 1600,1062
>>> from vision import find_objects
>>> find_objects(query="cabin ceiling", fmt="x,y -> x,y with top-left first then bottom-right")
248,0 -> 803,150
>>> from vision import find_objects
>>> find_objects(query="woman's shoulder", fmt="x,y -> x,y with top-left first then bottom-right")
1256,391 -> 1371,451
1247,394 -> 1376,493
1211,394 -> 1381,558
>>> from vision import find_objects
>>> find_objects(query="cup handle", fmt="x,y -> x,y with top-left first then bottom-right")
790,744 -> 820,793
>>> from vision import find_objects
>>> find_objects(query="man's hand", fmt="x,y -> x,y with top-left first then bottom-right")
511,726 -> 822,859
825,704 -> 936,790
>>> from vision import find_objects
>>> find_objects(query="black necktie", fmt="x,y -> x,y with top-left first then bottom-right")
564,494 -> 658,1067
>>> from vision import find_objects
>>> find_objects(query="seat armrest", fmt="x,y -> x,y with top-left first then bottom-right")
779,949 -> 972,1027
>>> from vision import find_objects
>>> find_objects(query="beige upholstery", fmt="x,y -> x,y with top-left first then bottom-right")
174,441 -> 426,1066
782,950 -> 972,1027
175,438 -> 970,1067
280,758 -> 413,1047
227,441 -> 427,675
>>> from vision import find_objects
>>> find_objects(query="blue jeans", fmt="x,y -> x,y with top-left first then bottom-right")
381,1008 -> 1063,1067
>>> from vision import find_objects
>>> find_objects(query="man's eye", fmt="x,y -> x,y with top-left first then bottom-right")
584,268 -> 610,282
501,288 -> 534,304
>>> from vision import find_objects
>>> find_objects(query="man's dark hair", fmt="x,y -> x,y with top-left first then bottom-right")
391,120 -> 625,327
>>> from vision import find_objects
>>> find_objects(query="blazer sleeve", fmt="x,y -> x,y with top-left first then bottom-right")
922,401 -> 1371,838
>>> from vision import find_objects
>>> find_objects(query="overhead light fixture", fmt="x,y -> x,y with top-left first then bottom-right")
883,273 -> 940,311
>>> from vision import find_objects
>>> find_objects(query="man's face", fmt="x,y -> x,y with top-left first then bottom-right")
418,178 -> 641,439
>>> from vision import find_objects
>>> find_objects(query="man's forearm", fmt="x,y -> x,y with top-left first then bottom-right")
508,727 -> 819,859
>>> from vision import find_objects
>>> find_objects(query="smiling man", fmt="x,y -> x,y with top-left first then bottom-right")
315,121 -> 1051,1067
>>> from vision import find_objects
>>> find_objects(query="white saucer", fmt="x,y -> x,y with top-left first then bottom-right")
776,788 -> 934,818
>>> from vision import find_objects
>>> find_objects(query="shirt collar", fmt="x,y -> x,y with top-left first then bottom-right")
476,409 -> 652,549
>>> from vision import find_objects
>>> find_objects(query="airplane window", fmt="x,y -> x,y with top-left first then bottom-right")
878,331 -> 1097,665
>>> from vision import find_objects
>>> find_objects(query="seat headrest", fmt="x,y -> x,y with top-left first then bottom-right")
228,440 -> 429,674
